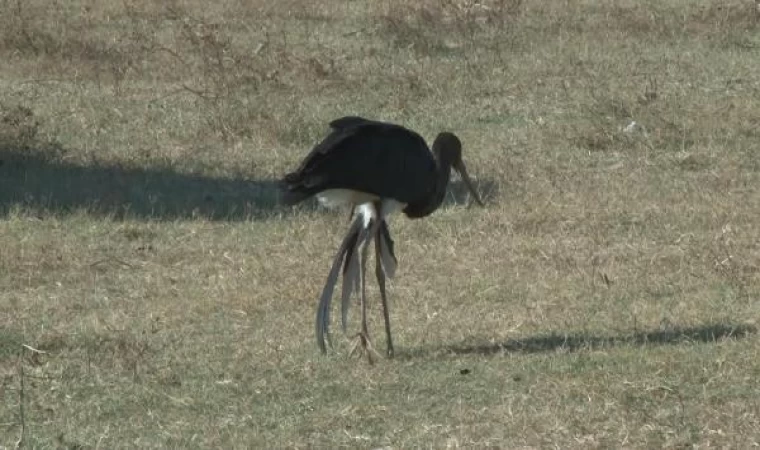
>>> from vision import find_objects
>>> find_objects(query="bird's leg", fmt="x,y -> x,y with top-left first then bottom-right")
348,213 -> 383,364
375,223 -> 394,358
346,223 -> 370,359
361,221 -> 375,364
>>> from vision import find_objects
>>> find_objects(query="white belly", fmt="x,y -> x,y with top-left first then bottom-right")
316,189 -> 380,208
355,198 -> 405,220
316,189 -> 406,226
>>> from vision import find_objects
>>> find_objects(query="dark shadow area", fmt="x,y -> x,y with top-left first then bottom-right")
0,148 -> 498,221
399,322 -> 757,359
1,147 -> 284,220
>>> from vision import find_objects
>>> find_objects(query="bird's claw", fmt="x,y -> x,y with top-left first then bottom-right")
348,332 -> 380,365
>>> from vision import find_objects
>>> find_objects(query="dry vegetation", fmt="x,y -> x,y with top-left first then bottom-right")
1,0 -> 760,447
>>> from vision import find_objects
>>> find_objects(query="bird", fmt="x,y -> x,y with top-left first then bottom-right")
281,116 -> 484,362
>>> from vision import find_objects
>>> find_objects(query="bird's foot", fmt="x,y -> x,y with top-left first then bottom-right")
348,332 -> 380,365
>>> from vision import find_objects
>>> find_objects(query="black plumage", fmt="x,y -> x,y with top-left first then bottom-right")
282,116 -> 483,362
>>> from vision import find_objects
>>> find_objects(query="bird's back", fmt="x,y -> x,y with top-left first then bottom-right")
281,117 -> 437,207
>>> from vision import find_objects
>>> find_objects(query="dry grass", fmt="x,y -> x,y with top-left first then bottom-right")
2,0 -> 760,447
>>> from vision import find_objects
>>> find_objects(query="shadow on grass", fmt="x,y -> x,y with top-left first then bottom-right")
400,322 -> 757,359
0,147 -> 282,220
0,146 -> 498,221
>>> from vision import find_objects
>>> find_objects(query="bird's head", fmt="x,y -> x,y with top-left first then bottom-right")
433,132 -> 485,207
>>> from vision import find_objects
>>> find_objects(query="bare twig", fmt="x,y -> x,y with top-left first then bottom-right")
21,344 -> 46,354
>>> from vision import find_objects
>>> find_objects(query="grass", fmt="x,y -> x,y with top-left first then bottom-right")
1,0 -> 760,447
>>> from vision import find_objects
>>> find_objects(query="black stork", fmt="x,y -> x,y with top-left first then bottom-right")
281,116 -> 484,362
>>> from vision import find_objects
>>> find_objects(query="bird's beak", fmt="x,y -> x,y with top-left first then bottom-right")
453,160 -> 484,207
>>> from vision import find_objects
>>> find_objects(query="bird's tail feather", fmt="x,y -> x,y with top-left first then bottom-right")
378,221 -> 397,279
316,215 -> 364,354
316,218 -> 398,354
340,228 -> 362,333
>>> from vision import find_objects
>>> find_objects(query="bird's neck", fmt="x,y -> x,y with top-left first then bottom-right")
402,147 -> 455,219
404,150 -> 452,218
430,155 -> 454,209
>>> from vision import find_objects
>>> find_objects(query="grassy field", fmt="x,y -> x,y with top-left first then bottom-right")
2,0 -> 760,447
